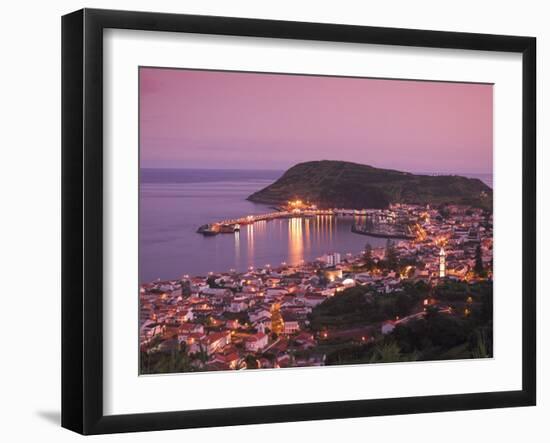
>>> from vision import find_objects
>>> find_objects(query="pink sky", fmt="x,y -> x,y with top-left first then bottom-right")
139,67 -> 493,174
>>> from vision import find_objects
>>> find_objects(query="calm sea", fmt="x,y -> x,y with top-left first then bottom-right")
139,168 -> 492,282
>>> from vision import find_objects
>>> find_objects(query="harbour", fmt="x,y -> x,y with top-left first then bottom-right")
140,168 -> 491,282
196,202 -> 402,237
139,170 -> 389,282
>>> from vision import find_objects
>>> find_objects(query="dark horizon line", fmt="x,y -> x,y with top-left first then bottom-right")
140,166 -> 493,175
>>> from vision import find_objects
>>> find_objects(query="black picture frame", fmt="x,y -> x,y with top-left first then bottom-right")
62,8 -> 536,435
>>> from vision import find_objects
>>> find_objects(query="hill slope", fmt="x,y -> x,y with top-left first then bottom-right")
247,160 -> 492,210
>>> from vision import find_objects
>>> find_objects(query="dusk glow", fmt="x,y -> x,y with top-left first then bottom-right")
140,67 -> 493,173
139,67 -> 494,375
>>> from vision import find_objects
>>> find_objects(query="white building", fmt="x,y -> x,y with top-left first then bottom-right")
229,296 -> 248,312
205,331 -> 231,355
320,252 -> 341,266
245,333 -> 269,352
201,287 -> 232,297
381,321 -> 396,335
439,247 -> 446,278
249,308 -> 272,323
282,312 -> 300,334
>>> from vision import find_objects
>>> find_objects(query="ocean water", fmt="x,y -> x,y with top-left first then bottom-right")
139,168 -> 387,282
139,168 -> 493,282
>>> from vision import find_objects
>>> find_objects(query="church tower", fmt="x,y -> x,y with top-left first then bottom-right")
439,247 -> 446,278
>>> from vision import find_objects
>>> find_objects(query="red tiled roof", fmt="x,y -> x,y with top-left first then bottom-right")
245,332 -> 267,342
206,331 -> 231,343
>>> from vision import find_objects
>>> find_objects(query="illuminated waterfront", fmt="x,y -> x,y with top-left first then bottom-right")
138,70 -> 494,374
139,169 -> 386,282
140,168 -> 491,282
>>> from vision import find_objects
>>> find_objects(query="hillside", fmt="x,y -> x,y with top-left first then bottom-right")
247,160 -> 492,210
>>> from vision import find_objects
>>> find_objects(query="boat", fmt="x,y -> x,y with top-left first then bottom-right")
219,224 -> 238,233
198,224 -> 220,236
196,224 -> 210,234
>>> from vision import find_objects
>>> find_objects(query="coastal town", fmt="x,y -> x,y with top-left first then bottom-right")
140,201 -> 493,373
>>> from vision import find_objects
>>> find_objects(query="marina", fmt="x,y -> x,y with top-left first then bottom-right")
351,222 -> 416,240
140,174 -> 389,282
197,201 -> 401,237
140,169 -> 489,282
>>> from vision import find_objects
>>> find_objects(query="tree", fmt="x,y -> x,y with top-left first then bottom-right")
470,328 -> 492,358
206,275 -> 221,288
369,342 -> 402,363
140,342 -> 195,374
424,305 -> 440,322
166,343 -> 194,373
315,269 -> 328,287
395,293 -> 415,317
195,343 -> 209,368
180,279 -> 192,296
474,244 -> 486,277
244,354 -> 259,369
140,350 -> 151,374
364,242 -> 375,271
438,204 -> 450,219
385,239 -> 399,271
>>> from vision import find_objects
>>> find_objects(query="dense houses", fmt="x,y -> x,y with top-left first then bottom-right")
140,203 -> 492,372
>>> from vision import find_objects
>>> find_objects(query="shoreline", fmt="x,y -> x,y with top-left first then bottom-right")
196,206 -> 404,237
141,248 -> 366,286
350,224 -> 416,240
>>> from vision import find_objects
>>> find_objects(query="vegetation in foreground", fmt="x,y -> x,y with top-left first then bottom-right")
309,280 -> 493,366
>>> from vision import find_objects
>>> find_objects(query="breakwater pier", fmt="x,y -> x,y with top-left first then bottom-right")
197,203 -> 401,237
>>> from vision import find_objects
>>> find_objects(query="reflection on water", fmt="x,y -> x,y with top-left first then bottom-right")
304,218 -> 311,251
288,218 -> 304,265
140,170 -> 387,282
234,230 -> 240,262
226,215 -> 386,275
140,168 -> 492,282
246,223 -> 254,264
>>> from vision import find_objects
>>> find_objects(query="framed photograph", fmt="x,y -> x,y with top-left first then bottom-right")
62,8 -> 536,435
